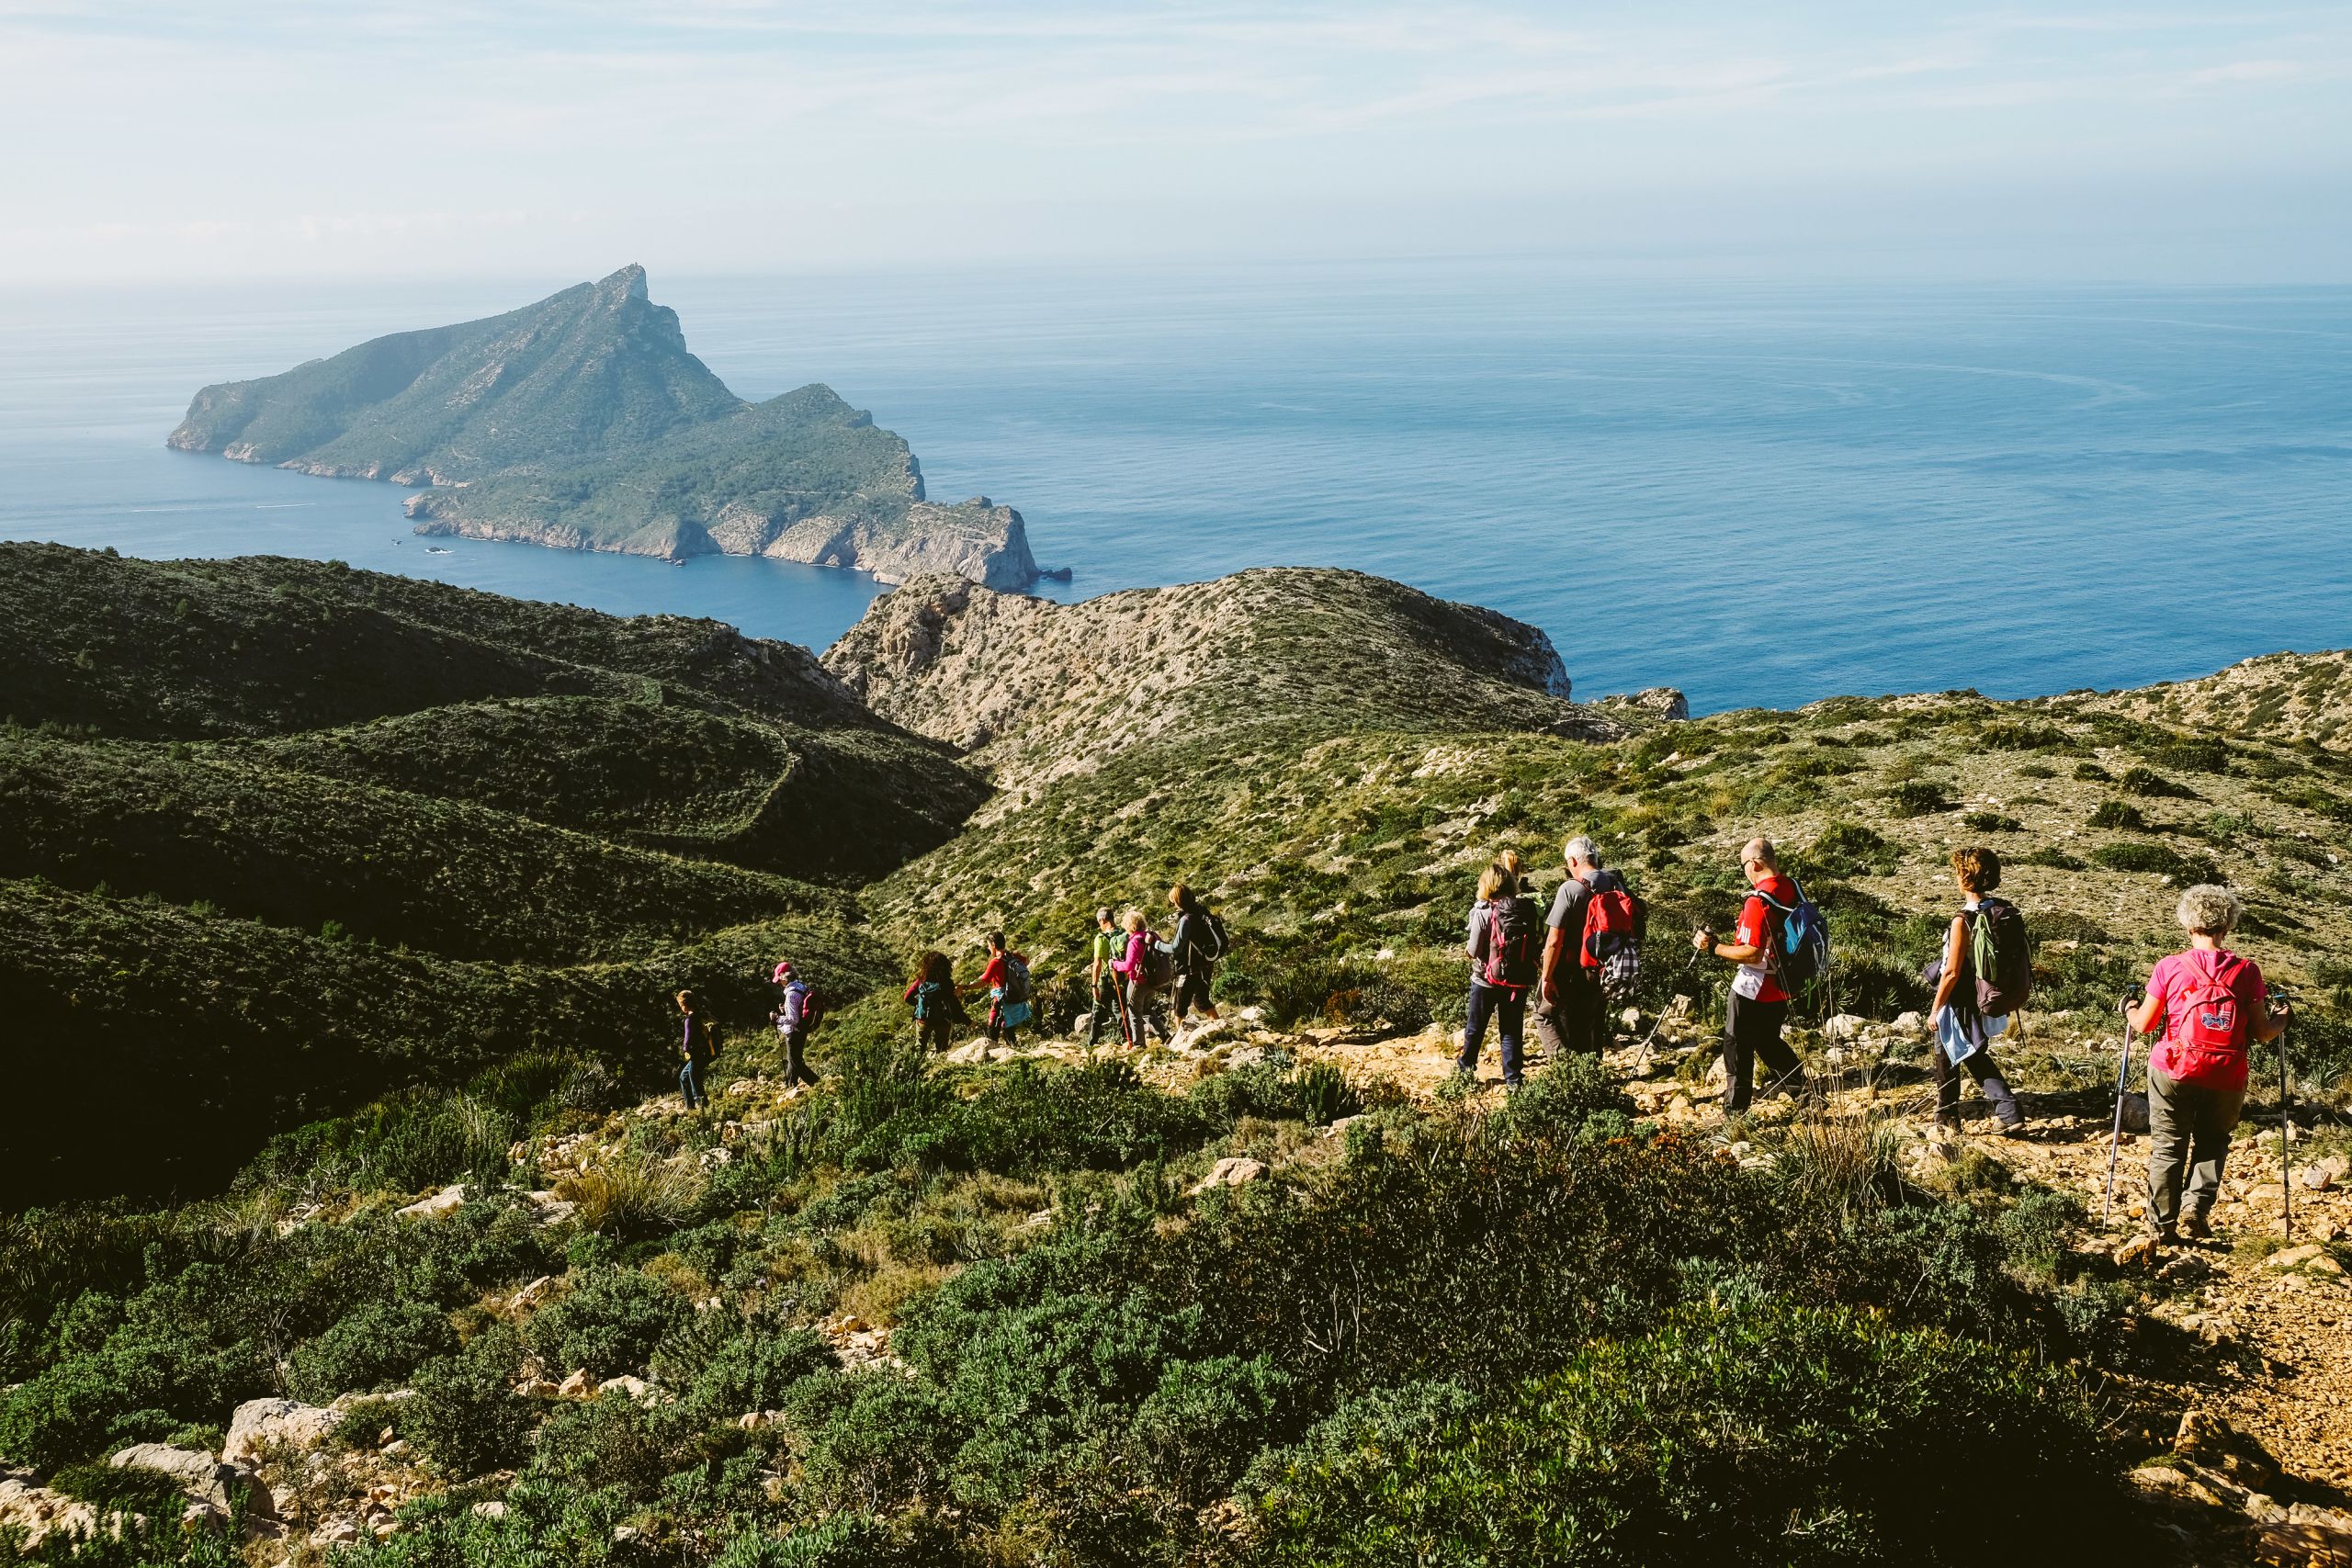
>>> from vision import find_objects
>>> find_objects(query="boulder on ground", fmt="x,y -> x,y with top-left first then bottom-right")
0,1470 -> 99,1548
108,1445 -> 266,1517
1194,1156 -> 1268,1191
225,1398 -> 338,1467
1821,1014 -> 1871,1043
557,1369 -> 594,1398
393,1185 -> 467,1221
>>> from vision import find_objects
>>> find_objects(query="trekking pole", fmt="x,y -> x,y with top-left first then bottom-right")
2275,983 -> 2299,1240
2101,992 -> 2138,1226
1631,951 -> 1705,1075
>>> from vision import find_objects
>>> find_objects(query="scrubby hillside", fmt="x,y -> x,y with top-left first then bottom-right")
2068,649 -> 2352,747
822,568 -> 1632,805
4,545 -> 2350,1565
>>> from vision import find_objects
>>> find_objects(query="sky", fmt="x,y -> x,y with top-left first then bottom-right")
4,2 -> 2348,285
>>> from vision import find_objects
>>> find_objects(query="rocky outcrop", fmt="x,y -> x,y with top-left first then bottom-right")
225,1398 -> 340,1468
823,566 -> 1619,797
108,1445 -> 267,1518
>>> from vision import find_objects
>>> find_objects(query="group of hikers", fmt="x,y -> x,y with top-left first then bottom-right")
894,884 -> 1232,1055
668,831 -> 2291,1254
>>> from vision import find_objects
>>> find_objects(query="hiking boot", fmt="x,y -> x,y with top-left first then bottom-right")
2181,1211 -> 2212,1241
1994,1119 -> 2028,1140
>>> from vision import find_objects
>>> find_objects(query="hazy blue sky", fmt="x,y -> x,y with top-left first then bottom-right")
6,2 -> 2347,283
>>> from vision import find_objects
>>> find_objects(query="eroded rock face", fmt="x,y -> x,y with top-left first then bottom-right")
225,1398 -> 339,1468
824,566 -> 1615,797
108,1445 -> 267,1517
0,1470 -> 98,1547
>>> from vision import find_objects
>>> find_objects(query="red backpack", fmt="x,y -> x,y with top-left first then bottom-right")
2156,953 -> 2252,1089
1577,871 -> 1648,1002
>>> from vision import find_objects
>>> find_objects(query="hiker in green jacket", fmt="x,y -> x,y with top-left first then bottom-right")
1086,907 -> 1125,1047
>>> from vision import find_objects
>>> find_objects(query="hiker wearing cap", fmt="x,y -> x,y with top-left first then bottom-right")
978,931 -> 1033,1049
1086,907 -> 1125,1047
903,950 -> 961,1053
2130,885 -> 2290,1242
770,961 -> 820,1089
1113,909 -> 1173,1046
1692,837 -> 1808,1111
1167,884 -> 1226,1044
1537,836 -> 1609,1060
674,988 -> 718,1111
1459,862 -> 1542,1088
1924,848 -> 2025,1137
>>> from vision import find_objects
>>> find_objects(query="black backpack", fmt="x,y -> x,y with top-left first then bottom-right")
1202,908 -> 1230,962
1480,896 -> 1544,992
1969,898 -> 2033,1017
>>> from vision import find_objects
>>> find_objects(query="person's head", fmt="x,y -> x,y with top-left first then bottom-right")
674,988 -> 697,1014
1740,837 -> 1778,886
1476,863 -> 1509,903
1496,849 -> 1525,880
1169,882 -> 1193,910
918,950 -> 950,984
771,960 -> 794,985
1123,908 -> 1147,933
1096,906 -> 1114,929
985,931 -> 1007,955
2177,884 -> 2243,942
1950,846 -> 2000,896
1563,834 -> 1601,873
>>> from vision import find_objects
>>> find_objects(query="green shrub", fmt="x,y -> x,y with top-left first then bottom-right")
2087,799 -> 2144,830
43,1460 -> 190,1518
405,1325 -> 530,1478
288,1297 -> 456,1403
2073,761 -> 2111,783
1886,780 -> 1951,818
522,1267 -> 688,1380
2120,766 -> 2194,798
2152,737 -> 2229,773
1808,822 -> 1898,877
1961,811 -> 2022,833
1125,1354 -> 1293,1507
2090,842 -> 2219,883
1249,1301 -> 2122,1566
2018,847 -> 2086,872
1292,1062 -> 1363,1126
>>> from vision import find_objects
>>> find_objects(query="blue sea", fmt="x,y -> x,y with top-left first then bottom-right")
4,262 -> 2346,714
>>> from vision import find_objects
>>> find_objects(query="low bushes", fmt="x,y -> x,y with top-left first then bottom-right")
1248,1300 -> 2124,1567
2090,842 -> 2220,884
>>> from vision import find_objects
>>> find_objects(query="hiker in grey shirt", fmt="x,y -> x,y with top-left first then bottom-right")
1536,836 -> 1608,1058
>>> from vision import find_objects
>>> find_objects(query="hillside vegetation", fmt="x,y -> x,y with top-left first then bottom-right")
165,266 -> 1039,585
3,546 -> 2350,1565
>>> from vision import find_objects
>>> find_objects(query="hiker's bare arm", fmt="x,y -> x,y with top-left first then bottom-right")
1541,926 -> 1566,998
1929,917 -> 1965,1014
1694,926 -> 1761,964
2128,990 -> 2164,1036
2254,998 -> 2291,1042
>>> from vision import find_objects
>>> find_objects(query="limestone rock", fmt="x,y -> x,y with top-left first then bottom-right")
524,1191 -> 578,1226
393,1184 -> 467,1221
558,1369 -> 594,1398
597,1375 -> 650,1401
1821,1014 -> 1870,1043
1195,1157 -> 1269,1191
1596,687 -> 1690,723
226,1398 -> 338,1467
1890,1011 -> 1925,1036
509,1275 -> 557,1312
0,1469 -> 100,1548
109,1445 -> 266,1517
2112,1235 -> 2160,1269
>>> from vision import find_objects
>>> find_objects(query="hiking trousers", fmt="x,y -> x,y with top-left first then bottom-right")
1173,964 -> 1216,1020
918,1015 -> 954,1053
780,1028 -> 819,1088
1723,991 -> 1801,1111
1125,979 -> 1170,1045
1461,981 -> 1526,1087
2146,1067 -> 2244,1231
1932,1044 -> 2021,1130
1534,974 -> 1606,1058
679,1056 -> 709,1110
1085,974 -> 1122,1046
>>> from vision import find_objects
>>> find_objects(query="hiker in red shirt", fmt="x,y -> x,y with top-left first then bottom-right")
976,931 -> 1033,1049
2129,884 -> 2290,1242
1691,836 -> 1808,1111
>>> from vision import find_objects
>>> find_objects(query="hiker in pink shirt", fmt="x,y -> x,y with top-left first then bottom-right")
2128,884 -> 2290,1243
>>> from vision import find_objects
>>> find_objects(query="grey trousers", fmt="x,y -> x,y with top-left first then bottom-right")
2146,1067 -> 2244,1231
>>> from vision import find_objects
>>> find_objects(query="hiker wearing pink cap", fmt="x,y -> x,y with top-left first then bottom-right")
770,960 -> 820,1089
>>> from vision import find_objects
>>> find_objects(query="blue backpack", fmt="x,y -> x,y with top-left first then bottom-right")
1756,881 -> 1830,990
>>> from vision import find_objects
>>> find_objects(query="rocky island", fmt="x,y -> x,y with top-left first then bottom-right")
167,265 -> 1044,588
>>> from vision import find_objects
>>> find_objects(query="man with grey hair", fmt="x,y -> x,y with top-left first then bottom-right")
1536,835 -> 1608,1058
2128,883 -> 2290,1243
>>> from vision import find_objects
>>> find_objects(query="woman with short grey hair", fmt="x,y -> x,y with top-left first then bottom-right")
2127,883 -> 2290,1244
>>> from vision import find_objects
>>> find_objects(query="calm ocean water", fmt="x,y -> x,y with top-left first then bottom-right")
4,262 -> 2346,714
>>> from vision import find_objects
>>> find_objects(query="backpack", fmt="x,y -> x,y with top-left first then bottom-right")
1201,909 -> 1230,963
1577,871 -> 1648,1003
999,954 -> 1032,1007
911,979 -> 948,1021
798,985 -> 826,1032
1757,881 -> 1830,991
1479,896 -> 1544,992
2157,953 -> 2253,1089
1967,898 -> 2033,1018
1136,941 -> 1176,991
